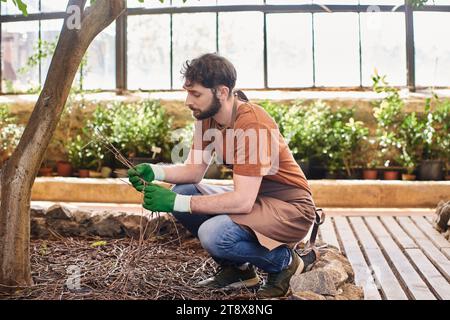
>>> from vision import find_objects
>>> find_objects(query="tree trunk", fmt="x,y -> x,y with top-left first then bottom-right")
0,0 -> 126,291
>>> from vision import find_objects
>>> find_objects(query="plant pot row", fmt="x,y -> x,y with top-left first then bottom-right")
38,162 -> 112,178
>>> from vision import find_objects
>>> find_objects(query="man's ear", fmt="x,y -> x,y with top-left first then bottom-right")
216,85 -> 230,101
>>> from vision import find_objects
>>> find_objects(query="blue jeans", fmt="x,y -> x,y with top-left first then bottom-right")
171,184 -> 292,273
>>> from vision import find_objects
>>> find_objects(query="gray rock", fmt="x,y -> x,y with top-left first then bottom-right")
87,212 -> 125,238
314,248 -> 355,283
30,206 -> 46,218
46,204 -> 74,220
335,284 -> 364,300
322,260 -> 349,288
290,269 -> 338,296
289,291 -> 326,300
434,200 -> 450,232
31,217 -> 50,238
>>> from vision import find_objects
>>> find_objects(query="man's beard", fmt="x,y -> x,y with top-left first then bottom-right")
193,94 -> 222,120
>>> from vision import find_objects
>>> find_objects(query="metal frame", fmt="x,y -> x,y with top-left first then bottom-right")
0,2 -> 449,94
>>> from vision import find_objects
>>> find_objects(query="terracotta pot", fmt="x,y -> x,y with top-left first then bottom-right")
384,170 -> 399,180
402,173 -> 416,181
363,169 -> 378,180
78,169 -> 90,178
39,167 -> 53,177
56,161 -> 72,177
89,170 -> 102,178
446,175 -> 450,181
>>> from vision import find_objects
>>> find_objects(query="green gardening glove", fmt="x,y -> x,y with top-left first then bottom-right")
143,184 -> 176,212
128,163 -> 155,192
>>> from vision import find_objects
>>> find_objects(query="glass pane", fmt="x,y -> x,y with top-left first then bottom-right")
267,13 -> 313,88
414,12 -> 450,87
83,23 -> 116,90
359,0 -> 404,4
314,13 -> 360,87
1,21 -> 39,93
172,0 -> 216,6
313,0 -> 357,4
40,19 -> 63,85
127,0 -> 171,8
218,12 -> 264,88
217,0 -> 263,4
1,0 -> 38,15
41,0 -> 68,12
128,15 -> 171,90
266,1 -> 311,4
172,13 -> 216,89
360,12 -> 406,86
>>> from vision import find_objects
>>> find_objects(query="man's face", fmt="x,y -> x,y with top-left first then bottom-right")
183,82 -> 222,120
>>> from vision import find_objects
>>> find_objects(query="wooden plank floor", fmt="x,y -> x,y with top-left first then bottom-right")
318,209 -> 450,300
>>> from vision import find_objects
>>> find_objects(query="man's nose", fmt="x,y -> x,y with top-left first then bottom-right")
185,96 -> 194,108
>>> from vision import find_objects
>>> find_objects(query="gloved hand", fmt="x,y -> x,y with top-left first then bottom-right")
143,184 -> 177,212
128,164 -> 155,192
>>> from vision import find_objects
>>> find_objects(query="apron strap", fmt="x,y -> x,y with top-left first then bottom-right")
295,208 -> 326,265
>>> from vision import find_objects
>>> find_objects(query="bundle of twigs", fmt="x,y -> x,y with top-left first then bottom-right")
74,129 -> 185,291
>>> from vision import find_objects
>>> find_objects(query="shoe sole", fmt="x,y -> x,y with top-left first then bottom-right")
295,257 -> 305,276
224,276 -> 261,290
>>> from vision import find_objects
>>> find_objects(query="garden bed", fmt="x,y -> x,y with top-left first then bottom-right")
0,203 -> 362,300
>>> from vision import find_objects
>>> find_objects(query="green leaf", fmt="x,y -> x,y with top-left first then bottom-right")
91,240 -> 107,248
1,0 -> 28,16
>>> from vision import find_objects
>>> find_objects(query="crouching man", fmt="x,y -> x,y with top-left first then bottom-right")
128,53 -> 317,298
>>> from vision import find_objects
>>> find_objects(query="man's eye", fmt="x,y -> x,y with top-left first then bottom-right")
193,93 -> 201,98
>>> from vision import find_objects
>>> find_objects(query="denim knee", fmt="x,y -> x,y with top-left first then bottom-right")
171,184 -> 200,196
197,215 -> 243,258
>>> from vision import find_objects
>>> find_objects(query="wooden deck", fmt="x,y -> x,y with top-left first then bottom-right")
318,209 -> 450,300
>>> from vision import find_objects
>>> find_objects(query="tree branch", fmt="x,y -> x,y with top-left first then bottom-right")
79,0 -> 126,47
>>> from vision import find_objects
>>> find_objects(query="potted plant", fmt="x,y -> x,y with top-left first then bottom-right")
358,138 -> 381,180
38,151 -> 54,177
372,73 -> 404,180
284,102 -> 332,179
67,133 -> 103,178
433,97 -> 450,180
38,162 -> 53,177
396,111 -> 424,181
418,98 -> 444,180
56,160 -> 73,177
48,93 -> 88,177
338,116 -> 368,179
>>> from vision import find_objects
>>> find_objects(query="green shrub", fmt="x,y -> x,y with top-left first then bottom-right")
87,100 -> 174,162
0,105 -> 24,166
259,100 -> 290,136
67,132 -> 103,170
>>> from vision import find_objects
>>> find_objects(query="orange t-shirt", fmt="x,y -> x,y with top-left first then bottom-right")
191,102 -> 311,194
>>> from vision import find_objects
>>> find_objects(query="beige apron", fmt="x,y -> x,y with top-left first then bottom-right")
195,180 -> 316,251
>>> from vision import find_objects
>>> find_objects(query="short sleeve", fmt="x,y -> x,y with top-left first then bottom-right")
232,122 -> 279,177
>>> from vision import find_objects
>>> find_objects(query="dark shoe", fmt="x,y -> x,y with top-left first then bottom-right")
197,265 -> 260,289
257,249 -> 305,299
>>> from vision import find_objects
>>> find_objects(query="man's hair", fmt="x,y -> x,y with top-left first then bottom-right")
181,53 -> 237,96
